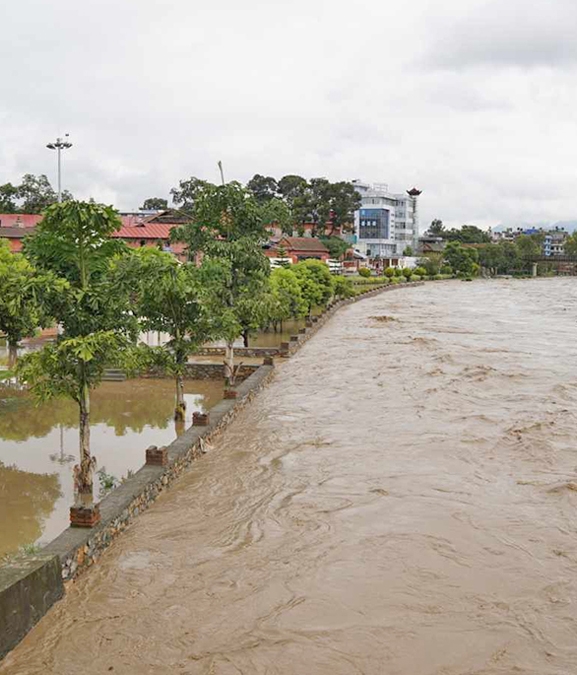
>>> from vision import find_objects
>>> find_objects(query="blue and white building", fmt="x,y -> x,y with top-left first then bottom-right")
352,181 -> 421,260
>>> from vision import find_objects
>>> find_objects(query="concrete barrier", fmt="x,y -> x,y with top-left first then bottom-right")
0,554 -> 63,660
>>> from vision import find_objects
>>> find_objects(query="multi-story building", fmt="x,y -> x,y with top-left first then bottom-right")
351,181 -> 421,261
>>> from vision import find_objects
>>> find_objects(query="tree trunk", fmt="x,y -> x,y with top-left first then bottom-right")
7,341 -> 18,369
174,373 -> 186,421
76,383 -> 94,507
224,340 -> 235,387
242,329 -> 249,348
174,417 -> 185,437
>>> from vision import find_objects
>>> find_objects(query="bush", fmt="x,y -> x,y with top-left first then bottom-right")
394,267 -> 403,277
410,275 -> 421,282
402,267 -> 413,279
440,264 -> 453,275
358,267 -> 371,278
433,274 -> 443,280
413,266 -> 427,277
384,267 -> 395,278
333,275 -> 354,299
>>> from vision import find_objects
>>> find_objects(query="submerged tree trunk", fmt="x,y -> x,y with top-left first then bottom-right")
224,339 -> 235,387
242,330 -> 249,348
175,373 -> 186,421
76,382 -> 95,507
7,341 -> 18,369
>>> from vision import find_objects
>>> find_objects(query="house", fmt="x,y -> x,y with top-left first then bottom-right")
264,236 -> 330,264
111,210 -> 189,260
0,214 -> 43,252
0,210 -> 189,259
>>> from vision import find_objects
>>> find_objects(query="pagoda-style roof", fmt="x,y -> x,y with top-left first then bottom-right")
407,187 -> 422,197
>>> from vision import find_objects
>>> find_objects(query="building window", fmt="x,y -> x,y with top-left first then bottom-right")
359,208 -> 389,239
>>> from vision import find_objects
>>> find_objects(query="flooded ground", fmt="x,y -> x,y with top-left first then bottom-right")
3,278 -> 577,674
0,379 -> 222,557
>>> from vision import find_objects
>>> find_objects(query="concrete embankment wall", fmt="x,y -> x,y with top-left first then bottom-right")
0,279 -> 424,660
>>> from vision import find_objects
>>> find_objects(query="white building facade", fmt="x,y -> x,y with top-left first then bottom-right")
352,181 -> 421,260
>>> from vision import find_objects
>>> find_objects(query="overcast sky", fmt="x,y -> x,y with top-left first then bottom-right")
1,0 -> 576,229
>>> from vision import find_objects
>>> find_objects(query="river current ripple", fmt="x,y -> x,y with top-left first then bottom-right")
3,279 -> 577,674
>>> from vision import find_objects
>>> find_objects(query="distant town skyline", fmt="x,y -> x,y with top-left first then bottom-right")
1,0 -> 576,230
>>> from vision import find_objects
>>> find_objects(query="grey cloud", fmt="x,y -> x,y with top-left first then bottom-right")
427,0 -> 577,69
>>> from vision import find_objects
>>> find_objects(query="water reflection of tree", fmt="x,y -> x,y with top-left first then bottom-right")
0,381 -> 184,442
0,462 -> 61,557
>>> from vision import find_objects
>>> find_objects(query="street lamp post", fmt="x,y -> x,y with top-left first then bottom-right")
46,134 -> 72,202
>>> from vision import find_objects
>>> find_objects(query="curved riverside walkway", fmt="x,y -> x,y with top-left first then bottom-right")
4,278 -> 577,675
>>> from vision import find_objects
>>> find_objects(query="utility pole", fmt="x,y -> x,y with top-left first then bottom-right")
46,134 -> 73,202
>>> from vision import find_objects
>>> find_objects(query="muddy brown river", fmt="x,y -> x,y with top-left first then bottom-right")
3,278 -> 577,674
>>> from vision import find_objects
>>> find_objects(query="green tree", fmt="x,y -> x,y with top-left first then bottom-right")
172,181 -> 270,388
403,245 -> 413,256
418,255 -> 441,276
18,202 -> 140,508
443,241 -> 478,275
428,219 -> 444,236
293,259 -> 334,315
269,267 -> 307,330
141,197 -> 168,210
246,174 -> 278,204
17,174 -> 72,213
515,234 -> 541,259
115,247 -> 224,421
564,232 -> 577,256
0,240 -> 59,367
332,275 -> 354,299
170,176 -> 210,213
321,236 -> 350,260
0,183 -> 19,213
384,266 -> 395,278
443,225 -> 491,244
278,175 -> 307,204
260,197 -> 294,235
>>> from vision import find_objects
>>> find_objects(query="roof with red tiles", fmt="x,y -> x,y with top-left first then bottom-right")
0,214 -> 43,229
279,236 -> 329,253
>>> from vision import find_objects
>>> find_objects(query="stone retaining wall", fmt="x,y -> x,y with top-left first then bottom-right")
196,346 -> 281,357
143,363 -> 260,381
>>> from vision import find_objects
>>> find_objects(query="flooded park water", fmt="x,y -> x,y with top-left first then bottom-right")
3,278 -> 577,674
0,379 -> 222,558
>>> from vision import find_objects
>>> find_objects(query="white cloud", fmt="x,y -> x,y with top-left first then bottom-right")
1,0 -> 576,228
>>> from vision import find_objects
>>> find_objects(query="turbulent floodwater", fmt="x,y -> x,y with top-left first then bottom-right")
4,278 -> 577,674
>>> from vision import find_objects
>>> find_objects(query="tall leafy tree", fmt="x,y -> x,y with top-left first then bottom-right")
246,174 -> 278,204
0,240 -> 59,367
141,197 -> 168,210
170,176 -> 210,213
116,247 -> 226,421
17,174 -> 72,213
428,219 -> 445,236
0,183 -> 19,213
171,181 -> 270,388
260,197 -> 294,235
18,202 -> 140,508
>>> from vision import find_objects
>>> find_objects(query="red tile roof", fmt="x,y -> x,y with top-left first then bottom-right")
0,214 -> 42,228
280,237 -> 329,253
112,222 -> 177,240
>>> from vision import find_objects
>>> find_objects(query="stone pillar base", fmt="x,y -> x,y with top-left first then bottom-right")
224,389 -> 238,399
146,445 -> 168,466
299,328 -> 307,335
193,412 -> 210,426
263,356 -> 274,366
290,336 -> 299,343
70,504 -> 101,528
